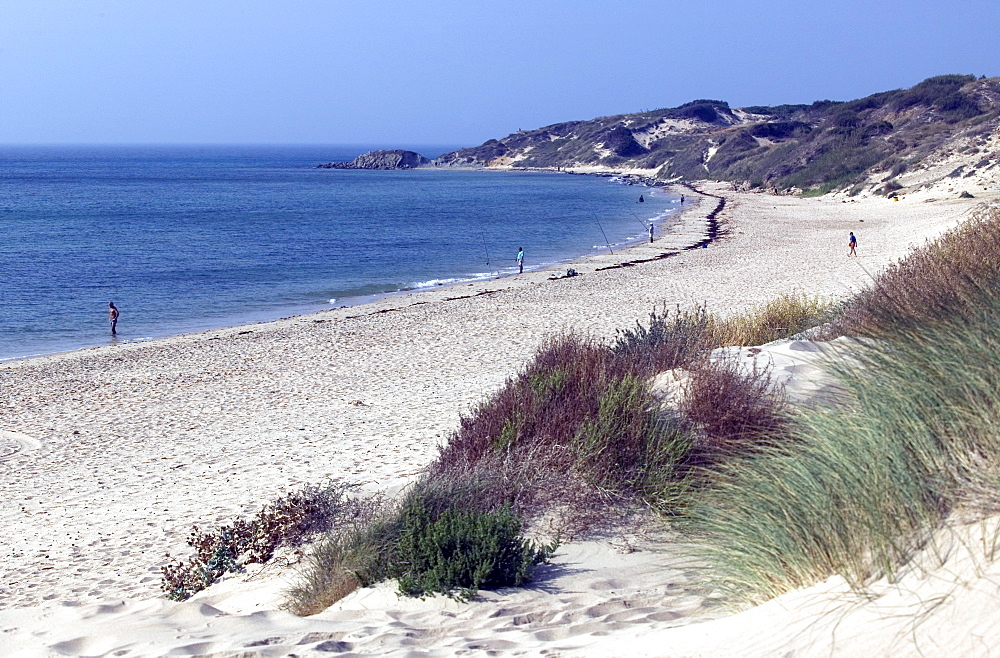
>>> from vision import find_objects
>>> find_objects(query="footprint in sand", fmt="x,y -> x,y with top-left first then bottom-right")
0,431 -> 41,461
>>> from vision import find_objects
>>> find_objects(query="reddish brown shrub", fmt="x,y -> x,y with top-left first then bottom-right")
679,358 -> 789,465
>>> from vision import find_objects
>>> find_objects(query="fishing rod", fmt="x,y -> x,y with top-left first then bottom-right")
479,228 -> 495,278
625,205 -> 653,231
592,213 -> 614,255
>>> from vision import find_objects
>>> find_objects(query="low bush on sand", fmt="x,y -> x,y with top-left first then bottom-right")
284,477 -> 555,613
161,482 -> 357,601
391,501 -> 555,601
286,303 -> 798,612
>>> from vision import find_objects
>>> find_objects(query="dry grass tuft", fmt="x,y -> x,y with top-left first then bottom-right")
713,293 -> 837,347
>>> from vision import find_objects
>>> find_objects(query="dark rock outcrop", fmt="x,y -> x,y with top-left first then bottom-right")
318,150 -> 429,170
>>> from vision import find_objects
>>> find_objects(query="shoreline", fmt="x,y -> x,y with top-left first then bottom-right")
1,180 -> 698,367
0,180 -> 992,654
0,173 -> 683,365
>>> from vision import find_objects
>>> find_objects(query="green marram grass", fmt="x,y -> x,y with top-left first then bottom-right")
688,285 -> 1000,603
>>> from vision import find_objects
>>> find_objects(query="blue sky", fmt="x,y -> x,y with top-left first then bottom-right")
1,0 -> 997,146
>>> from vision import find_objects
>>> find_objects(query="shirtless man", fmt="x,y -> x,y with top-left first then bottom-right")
108,301 -> 120,335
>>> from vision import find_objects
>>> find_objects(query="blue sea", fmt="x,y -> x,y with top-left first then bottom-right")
0,145 -> 678,361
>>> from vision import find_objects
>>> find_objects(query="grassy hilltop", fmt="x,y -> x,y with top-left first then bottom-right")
436,74 -> 1000,195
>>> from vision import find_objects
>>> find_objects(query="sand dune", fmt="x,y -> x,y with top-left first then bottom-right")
0,180 -> 993,655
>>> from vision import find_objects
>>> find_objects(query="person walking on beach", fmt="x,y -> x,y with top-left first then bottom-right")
680,194 -> 685,205
516,247 -> 524,274
848,232 -> 858,257
108,301 -> 120,335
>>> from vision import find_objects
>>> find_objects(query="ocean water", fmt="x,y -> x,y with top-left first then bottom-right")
0,145 -> 678,361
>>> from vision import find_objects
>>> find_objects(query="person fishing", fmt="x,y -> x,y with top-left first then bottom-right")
516,247 -> 524,274
108,301 -> 120,335
648,223 -> 654,243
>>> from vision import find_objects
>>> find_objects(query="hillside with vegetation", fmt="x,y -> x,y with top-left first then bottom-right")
435,74 -> 1000,195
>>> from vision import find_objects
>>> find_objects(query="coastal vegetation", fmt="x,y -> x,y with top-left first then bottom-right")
161,294 -> 828,606
435,74 -> 999,195
163,203 -> 1000,620
690,204 -> 1000,601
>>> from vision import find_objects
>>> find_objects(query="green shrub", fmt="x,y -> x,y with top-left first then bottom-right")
391,502 -> 555,601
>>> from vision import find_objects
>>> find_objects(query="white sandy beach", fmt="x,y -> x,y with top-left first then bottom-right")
1,179 -> 997,656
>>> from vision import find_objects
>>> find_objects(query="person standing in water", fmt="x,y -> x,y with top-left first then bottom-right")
516,247 -> 524,274
108,301 -> 120,335
848,232 -> 858,257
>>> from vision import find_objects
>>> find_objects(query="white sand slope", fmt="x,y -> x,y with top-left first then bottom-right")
0,179 -> 996,656
580,518 -> 1000,657
0,532 -> 720,656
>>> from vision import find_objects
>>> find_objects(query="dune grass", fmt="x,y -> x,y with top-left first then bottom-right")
712,293 -> 837,346
688,307 -> 1000,602
688,204 -> 1000,603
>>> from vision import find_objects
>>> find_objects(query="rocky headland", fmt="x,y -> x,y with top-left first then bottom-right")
317,149 -> 430,170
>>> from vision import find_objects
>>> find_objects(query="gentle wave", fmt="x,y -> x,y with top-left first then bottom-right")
1,146 -> 679,360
